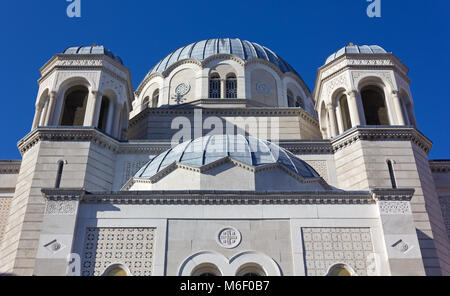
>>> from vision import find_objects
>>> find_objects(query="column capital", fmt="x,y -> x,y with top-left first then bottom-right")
347,89 -> 358,97
91,90 -> 103,97
392,90 -> 399,96
326,103 -> 334,110
49,90 -> 57,98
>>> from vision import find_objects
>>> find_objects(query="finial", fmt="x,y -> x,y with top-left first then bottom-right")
93,43 -> 97,46
349,42 -> 354,46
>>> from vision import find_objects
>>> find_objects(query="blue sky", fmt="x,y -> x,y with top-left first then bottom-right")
0,0 -> 448,159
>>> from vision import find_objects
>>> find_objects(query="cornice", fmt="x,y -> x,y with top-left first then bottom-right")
0,160 -> 21,174
371,188 -> 415,201
41,188 -> 377,205
429,160 -> 450,173
331,126 -> 433,154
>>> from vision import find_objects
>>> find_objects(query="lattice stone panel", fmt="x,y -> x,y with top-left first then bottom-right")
81,228 -> 156,276
439,197 -> 450,242
0,197 -> 12,243
302,228 -> 374,276
305,160 -> 328,182
122,161 -> 149,185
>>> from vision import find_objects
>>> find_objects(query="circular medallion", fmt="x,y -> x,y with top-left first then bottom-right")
256,83 -> 272,95
216,227 -> 242,249
175,83 -> 191,96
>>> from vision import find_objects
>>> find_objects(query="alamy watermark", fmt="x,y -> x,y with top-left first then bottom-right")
66,0 -> 81,18
367,0 -> 381,18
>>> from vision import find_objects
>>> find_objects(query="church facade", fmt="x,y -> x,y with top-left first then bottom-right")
0,39 -> 449,276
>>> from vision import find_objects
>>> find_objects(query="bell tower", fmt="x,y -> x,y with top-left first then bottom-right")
314,43 -> 417,139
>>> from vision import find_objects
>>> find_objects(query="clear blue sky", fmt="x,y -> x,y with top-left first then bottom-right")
1,0 -> 448,159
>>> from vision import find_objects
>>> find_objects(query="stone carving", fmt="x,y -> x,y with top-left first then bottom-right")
217,227 -> 242,249
302,228 -> 374,276
81,227 -> 156,276
304,160 -> 328,182
391,239 -> 410,254
324,74 -> 348,100
439,197 -> 450,242
351,71 -> 394,89
100,73 -> 125,98
122,160 -> 149,185
45,200 -> 78,215
256,82 -> 272,95
378,201 -> 411,215
44,239 -> 66,254
0,197 -> 12,243
175,83 -> 190,96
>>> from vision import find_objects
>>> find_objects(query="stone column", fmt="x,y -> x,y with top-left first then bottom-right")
347,90 -> 362,127
335,103 -> 344,134
220,79 -> 226,99
326,103 -> 338,138
391,90 -> 406,125
44,91 -> 57,126
32,105 -> 43,129
84,90 -> 102,127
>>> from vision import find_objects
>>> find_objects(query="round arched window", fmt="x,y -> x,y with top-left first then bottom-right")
103,264 -> 130,276
236,263 -> 266,277
191,263 -> 222,277
327,264 -> 354,276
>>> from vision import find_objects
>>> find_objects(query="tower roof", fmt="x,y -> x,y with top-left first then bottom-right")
62,45 -> 124,65
325,44 -> 388,65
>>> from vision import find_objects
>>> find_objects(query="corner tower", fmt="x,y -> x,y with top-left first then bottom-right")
0,46 -> 134,275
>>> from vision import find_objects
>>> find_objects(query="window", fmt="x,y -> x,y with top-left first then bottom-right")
361,86 -> 389,125
387,160 -> 397,189
103,264 -> 129,276
191,264 -> 222,276
60,86 -> 89,126
98,96 -> 110,132
287,90 -> 294,107
236,264 -> 266,277
339,95 -> 352,131
327,264 -> 353,276
152,89 -> 159,107
55,160 -> 64,188
209,73 -> 221,98
295,96 -> 305,108
226,74 -> 237,98
142,97 -> 150,110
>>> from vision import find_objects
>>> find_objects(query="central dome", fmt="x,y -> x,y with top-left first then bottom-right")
134,135 -> 321,180
148,38 -> 299,76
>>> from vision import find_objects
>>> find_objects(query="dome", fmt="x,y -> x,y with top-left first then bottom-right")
147,38 -> 299,77
325,44 -> 388,65
62,45 -> 123,65
134,135 -> 321,180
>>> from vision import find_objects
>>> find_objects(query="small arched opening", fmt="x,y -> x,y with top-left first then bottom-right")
152,89 -> 160,107
60,86 -> 89,126
236,263 -> 267,277
142,96 -> 150,110
97,96 -> 111,132
103,264 -> 130,276
225,73 -> 237,98
287,90 -> 295,107
361,86 -> 389,125
339,94 -> 352,132
326,264 -> 355,276
209,73 -> 221,98
191,263 -> 222,277
295,96 -> 305,108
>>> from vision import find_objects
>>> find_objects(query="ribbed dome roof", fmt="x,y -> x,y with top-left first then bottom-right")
134,135 -> 320,180
63,45 -> 123,65
325,44 -> 387,65
147,38 -> 299,76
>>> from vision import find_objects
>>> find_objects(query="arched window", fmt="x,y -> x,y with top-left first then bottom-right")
327,264 -> 353,276
103,264 -> 129,276
142,97 -> 150,110
60,86 -> 89,126
191,264 -> 222,276
209,73 -> 221,98
55,160 -> 64,188
226,74 -> 237,98
361,86 -> 389,125
295,96 -> 305,108
97,96 -> 110,132
339,95 -> 352,132
236,264 -> 266,276
152,89 -> 159,107
387,160 -> 397,189
287,90 -> 295,107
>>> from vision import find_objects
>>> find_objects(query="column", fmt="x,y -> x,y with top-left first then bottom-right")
391,90 -> 406,125
335,103 -> 344,134
326,103 -> 338,138
44,91 -> 57,126
84,90 -> 102,127
220,79 -> 226,99
31,105 -> 43,130
347,90 -> 362,127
